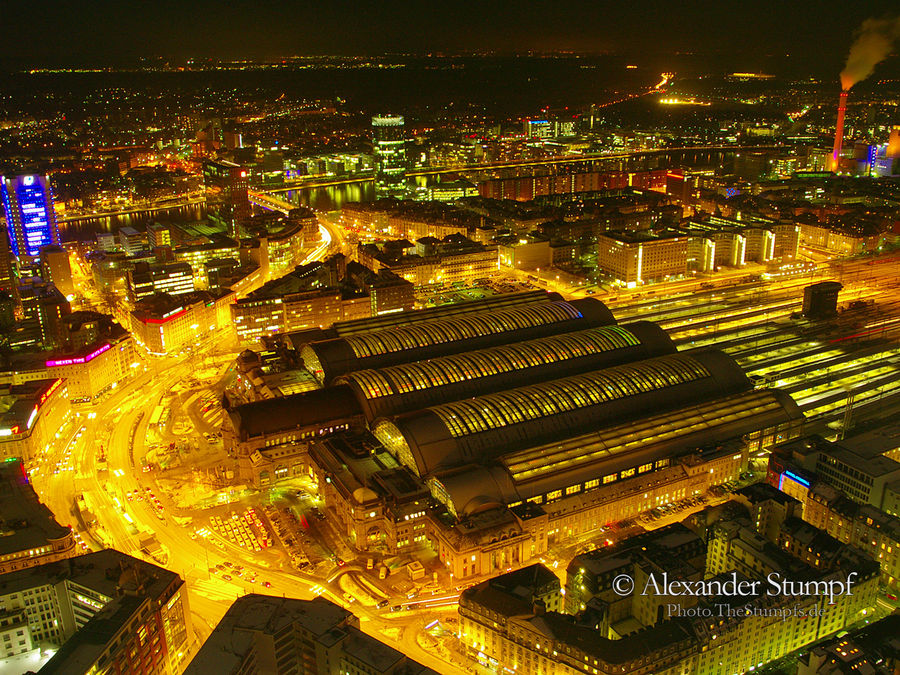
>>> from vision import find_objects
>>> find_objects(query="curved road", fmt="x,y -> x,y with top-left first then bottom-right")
30,338 -> 466,673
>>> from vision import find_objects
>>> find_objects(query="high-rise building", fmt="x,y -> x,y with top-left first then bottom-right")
0,549 -> 191,674
0,225 -> 18,306
203,159 -> 251,236
126,261 -> 195,302
372,115 -> 407,198
1,173 -> 60,259
39,244 -> 74,297
18,278 -> 70,349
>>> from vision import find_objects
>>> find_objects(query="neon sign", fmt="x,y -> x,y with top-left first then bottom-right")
142,308 -> 188,325
39,378 -> 62,404
783,470 -> 810,489
45,343 -> 111,367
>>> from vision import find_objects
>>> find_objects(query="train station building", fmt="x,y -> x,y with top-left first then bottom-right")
222,291 -> 804,578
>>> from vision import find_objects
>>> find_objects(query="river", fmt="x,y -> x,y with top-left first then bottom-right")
58,147 -> 739,241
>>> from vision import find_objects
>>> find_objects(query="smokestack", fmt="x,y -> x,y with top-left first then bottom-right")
831,91 -> 848,173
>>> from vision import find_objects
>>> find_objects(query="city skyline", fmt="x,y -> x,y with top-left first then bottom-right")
0,3 -> 898,674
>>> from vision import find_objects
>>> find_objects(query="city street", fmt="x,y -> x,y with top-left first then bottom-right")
28,328 -> 468,673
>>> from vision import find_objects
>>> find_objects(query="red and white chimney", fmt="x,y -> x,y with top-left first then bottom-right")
831,90 -> 848,172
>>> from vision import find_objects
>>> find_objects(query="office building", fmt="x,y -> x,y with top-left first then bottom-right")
203,159 -> 251,237
146,223 -> 172,250
186,595 -> 435,675
768,438 -> 900,589
0,549 -> 191,674
1,174 -> 60,260
0,458 -> 76,575
233,288 -> 346,343
117,226 -> 144,256
0,314 -> 136,404
38,245 -> 74,298
798,222 -> 889,256
427,179 -> 479,202
496,234 -> 554,271
173,235 -> 241,288
372,115 -> 407,198
592,213 -> 801,284
126,261 -> 195,302
0,228 -> 17,306
596,231 -> 689,285
693,215 -> 799,264
130,290 -> 234,355
357,236 -> 498,286
0,379 -> 70,463
17,279 -> 70,350
242,207 -> 319,279
523,118 -> 554,138
231,257 -> 414,343
770,430 -> 900,513
805,484 -> 900,589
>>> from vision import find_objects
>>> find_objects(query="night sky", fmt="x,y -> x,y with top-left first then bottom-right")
2,0 -> 899,68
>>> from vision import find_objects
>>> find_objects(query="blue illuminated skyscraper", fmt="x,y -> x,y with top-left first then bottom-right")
1,173 -> 60,259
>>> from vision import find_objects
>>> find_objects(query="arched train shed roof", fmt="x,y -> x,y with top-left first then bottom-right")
428,388 -> 802,518
337,322 -> 674,421
374,349 -> 750,477
301,297 -> 614,384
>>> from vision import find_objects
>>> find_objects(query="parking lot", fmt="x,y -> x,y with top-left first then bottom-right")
206,508 -> 272,553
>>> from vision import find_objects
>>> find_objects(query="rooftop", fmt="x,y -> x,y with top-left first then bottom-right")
0,548 -> 178,601
228,385 -> 362,439
0,458 -> 71,556
186,595 -> 436,675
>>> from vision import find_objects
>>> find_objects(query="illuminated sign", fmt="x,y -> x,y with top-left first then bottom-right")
782,470 -> 810,489
26,407 -> 37,430
45,342 -> 111,367
142,308 -> 188,325
39,378 -> 63,405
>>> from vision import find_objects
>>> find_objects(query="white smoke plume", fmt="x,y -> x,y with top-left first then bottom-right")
841,15 -> 900,90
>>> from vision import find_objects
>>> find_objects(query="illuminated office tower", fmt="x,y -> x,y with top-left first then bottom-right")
372,115 -> 407,198
1,173 -> 60,259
